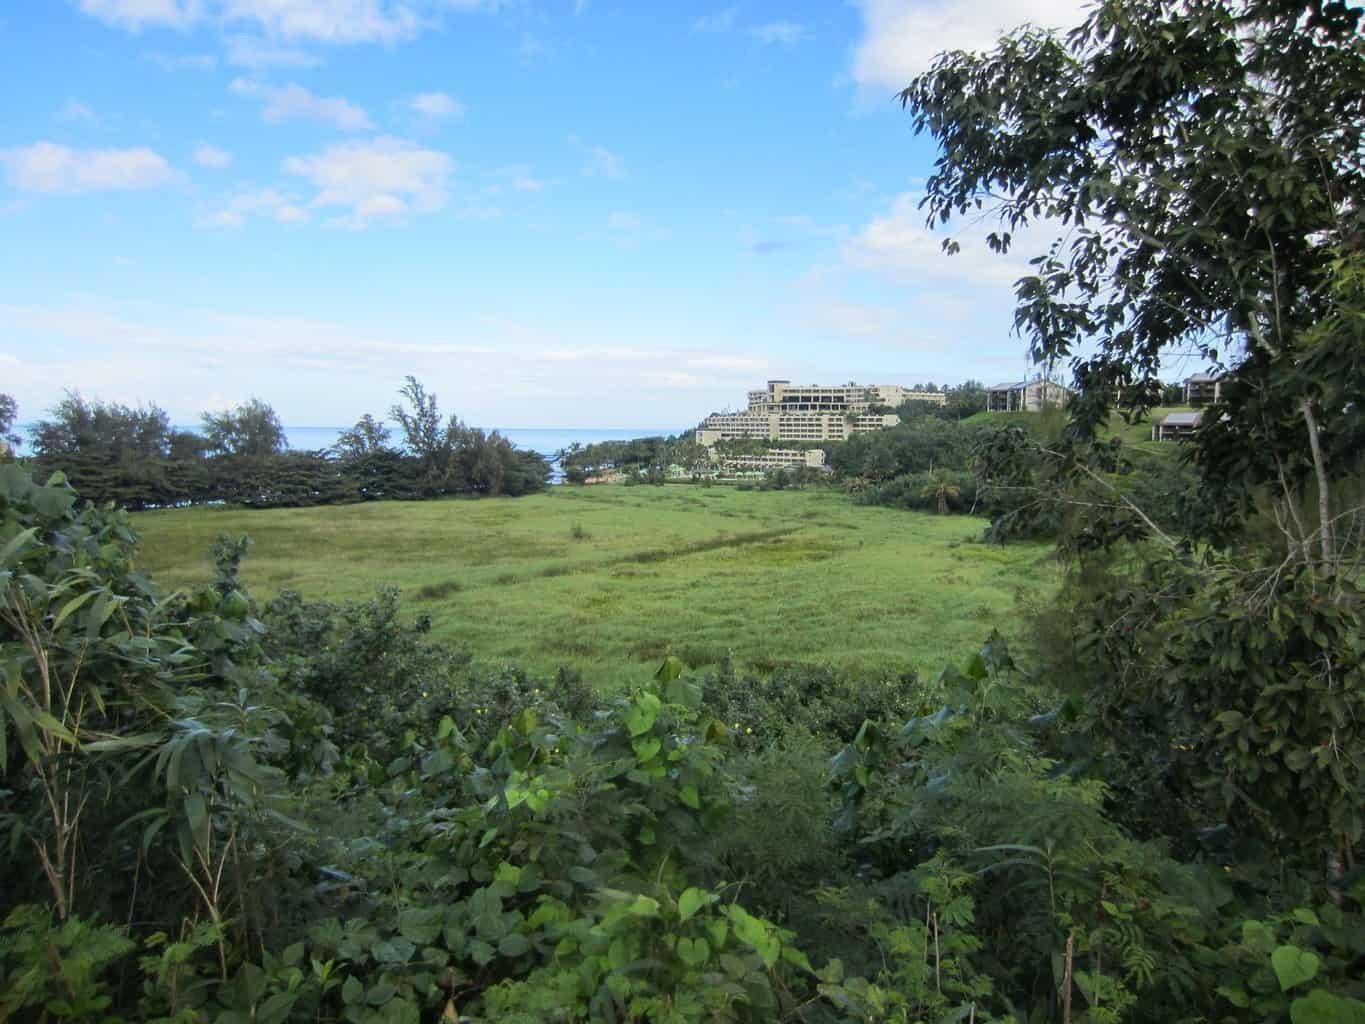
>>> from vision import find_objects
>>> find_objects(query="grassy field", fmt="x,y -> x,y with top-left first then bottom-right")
132,486 -> 1058,690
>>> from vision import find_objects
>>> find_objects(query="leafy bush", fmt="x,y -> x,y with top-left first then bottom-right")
5,457 -> 1365,1022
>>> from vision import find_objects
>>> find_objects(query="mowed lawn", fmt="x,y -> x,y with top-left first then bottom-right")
132,486 -> 1057,689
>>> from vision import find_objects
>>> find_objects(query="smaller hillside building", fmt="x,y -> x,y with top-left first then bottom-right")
711,448 -> 826,475
1151,411 -> 1202,442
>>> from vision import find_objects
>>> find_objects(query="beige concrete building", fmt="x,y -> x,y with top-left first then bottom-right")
711,448 -> 827,475
986,377 -> 1073,413
1182,373 -> 1223,407
696,379 -> 937,446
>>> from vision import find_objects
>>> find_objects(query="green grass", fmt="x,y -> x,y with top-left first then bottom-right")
131,486 -> 1058,690
968,405 -> 1196,456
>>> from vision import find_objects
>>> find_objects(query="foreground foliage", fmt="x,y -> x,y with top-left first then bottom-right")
3,464 -> 1363,1021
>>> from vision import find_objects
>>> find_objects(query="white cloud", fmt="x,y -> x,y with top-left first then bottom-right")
411,91 -> 465,120
518,34 -> 547,62
148,51 -> 219,71
797,296 -> 905,340
199,186 -> 309,227
79,0 -> 502,44
841,191 -> 1033,289
581,144 -> 624,180
1,300 -> 778,427
221,0 -> 422,43
230,79 -> 372,130
848,0 -> 1087,94
487,165 -> 544,194
0,143 -> 177,194
56,99 -> 97,122
224,35 -> 321,68
78,0 -> 198,30
749,21 -> 811,47
692,6 -> 738,32
193,144 -> 233,168
283,136 -> 453,227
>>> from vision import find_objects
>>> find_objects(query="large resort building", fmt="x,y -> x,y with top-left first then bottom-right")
695,380 -> 944,446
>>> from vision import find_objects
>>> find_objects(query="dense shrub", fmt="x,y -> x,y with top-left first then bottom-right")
858,470 -> 978,514
701,659 -> 921,750
3,462 -> 1363,1021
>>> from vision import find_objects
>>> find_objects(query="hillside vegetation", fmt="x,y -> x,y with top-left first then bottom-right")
132,486 -> 1056,688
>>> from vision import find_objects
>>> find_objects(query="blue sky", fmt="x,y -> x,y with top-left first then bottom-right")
1,0 -> 1087,429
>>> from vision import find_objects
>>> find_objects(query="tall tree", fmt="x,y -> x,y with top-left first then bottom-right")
201,398 -> 286,457
390,377 -> 460,484
0,393 -> 18,452
31,393 -> 171,460
904,0 -> 1364,575
331,413 -> 394,460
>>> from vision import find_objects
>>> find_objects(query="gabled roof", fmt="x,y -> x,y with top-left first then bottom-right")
988,379 -> 1073,392
1160,411 -> 1203,427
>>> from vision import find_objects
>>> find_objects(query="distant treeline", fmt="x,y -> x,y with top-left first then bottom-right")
0,377 -> 550,510
558,435 -> 709,483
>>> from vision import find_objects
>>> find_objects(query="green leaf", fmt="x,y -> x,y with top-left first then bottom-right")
632,736 -> 661,762
184,794 -> 208,853
1215,710 -> 1246,733
0,693 -> 41,763
654,655 -> 685,683
676,937 -> 709,967
1272,945 -> 1320,991
341,976 -> 363,1005
781,946 -> 814,974
1291,990 -> 1365,1024
0,527 -> 38,569
625,692 -> 661,736
1242,920 -> 1276,954
31,709 -> 79,746
628,894 -> 660,918
397,908 -> 443,945
679,784 -> 701,809
83,731 -> 162,753
256,992 -> 298,1024
52,589 -> 99,631
665,677 -> 703,709
704,919 -> 727,951
729,905 -> 779,967
373,937 -> 416,964
678,887 -> 711,923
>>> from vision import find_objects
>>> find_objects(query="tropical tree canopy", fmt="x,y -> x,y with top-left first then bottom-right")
905,0 -> 1365,570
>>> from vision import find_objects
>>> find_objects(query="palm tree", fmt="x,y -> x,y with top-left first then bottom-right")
920,469 -> 961,515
